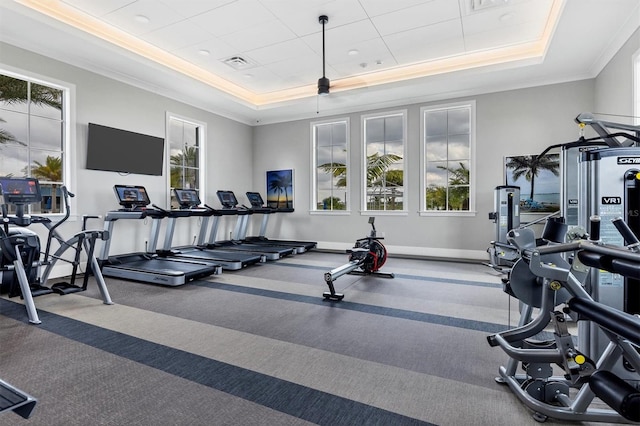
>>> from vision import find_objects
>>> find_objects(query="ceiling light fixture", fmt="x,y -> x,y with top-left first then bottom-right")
317,15 -> 330,96
134,14 -> 150,24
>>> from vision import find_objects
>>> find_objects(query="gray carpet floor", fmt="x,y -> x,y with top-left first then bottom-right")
0,252 -> 616,425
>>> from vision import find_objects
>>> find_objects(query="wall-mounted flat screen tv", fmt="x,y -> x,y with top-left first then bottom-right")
86,123 -> 165,176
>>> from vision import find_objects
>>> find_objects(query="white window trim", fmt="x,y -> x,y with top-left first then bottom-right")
310,117 -> 351,214
0,64 -> 75,218
360,109 -> 408,215
420,100 -> 477,217
634,48 -> 640,125
165,111 -> 206,206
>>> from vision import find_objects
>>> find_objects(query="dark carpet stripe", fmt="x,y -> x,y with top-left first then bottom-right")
194,281 -> 510,334
0,298 -> 436,426
273,262 -> 501,288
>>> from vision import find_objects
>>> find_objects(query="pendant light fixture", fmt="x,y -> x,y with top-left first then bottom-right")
317,15 -> 330,96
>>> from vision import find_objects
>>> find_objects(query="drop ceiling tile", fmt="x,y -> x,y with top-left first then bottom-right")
461,0 -> 552,36
139,19 -> 214,52
301,19 -> 381,56
357,0 -> 436,17
220,19 -> 297,53
102,0 -> 188,35
173,37 -> 238,64
259,0 -> 368,37
326,38 -> 396,68
247,38 -> 317,66
157,0 -> 237,18
371,0 -> 461,36
187,0 -> 276,37
384,19 -> 465,64
60,0 -> 135,17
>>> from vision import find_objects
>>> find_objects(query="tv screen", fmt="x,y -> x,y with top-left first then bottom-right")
86,123 -> 165,176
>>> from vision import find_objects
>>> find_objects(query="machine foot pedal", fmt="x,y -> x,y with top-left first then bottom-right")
322,292 -> 344,301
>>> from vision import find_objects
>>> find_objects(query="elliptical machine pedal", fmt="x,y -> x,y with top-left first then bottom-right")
322,217 -> 394,301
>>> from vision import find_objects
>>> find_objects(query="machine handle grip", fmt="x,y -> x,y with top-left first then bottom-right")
589,215 -> 600,241
612,217 -> 640,246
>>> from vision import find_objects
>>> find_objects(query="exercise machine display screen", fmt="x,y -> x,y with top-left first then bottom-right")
245,192 -> 264,208
174,188 -> 201,208
217,190 -> 238,209
0,177 -> 42,205
113,185 -> 151,209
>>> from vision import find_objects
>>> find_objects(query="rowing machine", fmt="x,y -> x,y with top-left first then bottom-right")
322,217 -> 394,301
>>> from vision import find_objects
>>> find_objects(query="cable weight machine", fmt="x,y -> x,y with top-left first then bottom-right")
323,217 -> 394,301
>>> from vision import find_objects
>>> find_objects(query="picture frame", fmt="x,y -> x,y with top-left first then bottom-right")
266,169 -> 294,210
504,153 -> 560,213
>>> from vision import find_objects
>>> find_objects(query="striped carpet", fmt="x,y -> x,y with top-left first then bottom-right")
0,252 -> 591,425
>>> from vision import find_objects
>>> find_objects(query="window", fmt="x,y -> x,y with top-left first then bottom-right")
0,72 -> 67,214
362,111 -> 406,212
422,101 -> 475,214
312,119 -> 349,211
167,114 -> 205,208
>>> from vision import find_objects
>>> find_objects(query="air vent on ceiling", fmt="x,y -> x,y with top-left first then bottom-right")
471,0 -> 508,12
223,56 -> 254,70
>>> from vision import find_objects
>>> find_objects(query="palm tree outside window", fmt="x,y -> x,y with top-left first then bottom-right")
363,112 -> 406,211
313,119 -> 348,211
423,102 -> 475,213
0,73 -> 65,214
168,116 -> 203,209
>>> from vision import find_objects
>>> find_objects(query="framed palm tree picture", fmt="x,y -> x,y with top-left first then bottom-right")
266,169 -> 294,210
504,153 -> 560,213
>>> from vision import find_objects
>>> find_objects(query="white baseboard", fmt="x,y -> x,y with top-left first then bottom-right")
316,241 -> 488,262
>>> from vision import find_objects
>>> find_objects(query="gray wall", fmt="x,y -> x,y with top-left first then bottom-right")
254,80 -> 595,259
594,27 -> 640,117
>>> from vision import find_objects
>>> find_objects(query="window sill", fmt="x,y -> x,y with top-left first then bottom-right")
310,210 -> 351,216
419,210 -> 477,217
360,210 -> 408,216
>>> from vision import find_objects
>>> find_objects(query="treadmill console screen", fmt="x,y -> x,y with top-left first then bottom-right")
114,185 -> 151,209
245,192 -> 264,208
174,188 -> 201,208
216,190 -> 238,209
0,177 -> 42,205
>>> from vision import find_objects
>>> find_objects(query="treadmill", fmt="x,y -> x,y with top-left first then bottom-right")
156,188 -> 264,270
209,190 -> 294,260
99,185 -> 221,286
243,191 -> 316,253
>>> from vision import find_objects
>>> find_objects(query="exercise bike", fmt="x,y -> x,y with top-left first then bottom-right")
322,217 -> 394,301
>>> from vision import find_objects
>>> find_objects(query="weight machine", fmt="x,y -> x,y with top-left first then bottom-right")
322,217 -> 394,301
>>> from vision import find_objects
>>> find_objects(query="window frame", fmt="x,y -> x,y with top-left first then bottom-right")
310,117 -> 350,215
420,100 -> 476,217
634,48 -> 640,125
361,109 -> 408,215
165,112 -> 206,207
0,65 -> 74,217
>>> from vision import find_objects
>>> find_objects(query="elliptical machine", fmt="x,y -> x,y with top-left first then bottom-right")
322,217 -> 394,301
0,177 -> 113,324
